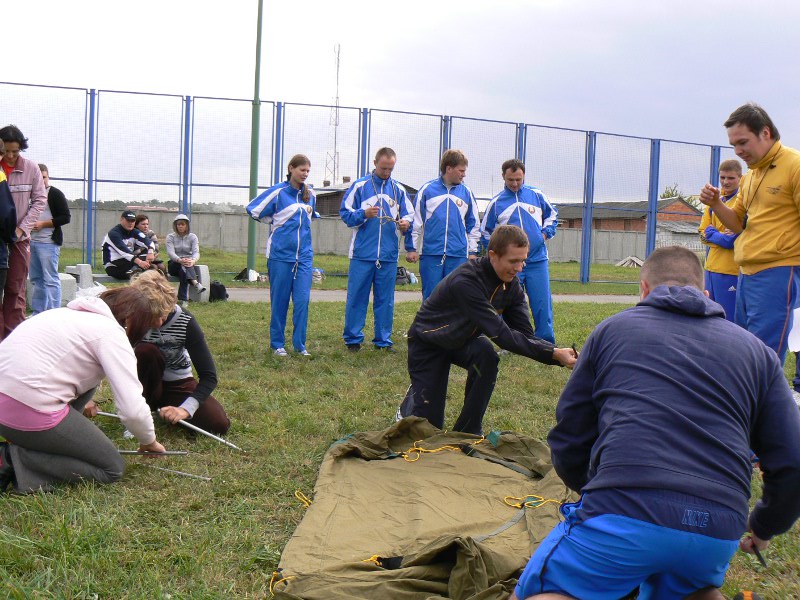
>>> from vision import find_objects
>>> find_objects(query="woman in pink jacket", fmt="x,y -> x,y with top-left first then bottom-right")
0,287 -> 169,494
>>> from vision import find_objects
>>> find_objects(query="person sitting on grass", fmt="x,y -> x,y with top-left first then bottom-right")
0,287 -> 168,495
166,213 -> 205,309
128,270 -> 230,435
510,246 -> 800,600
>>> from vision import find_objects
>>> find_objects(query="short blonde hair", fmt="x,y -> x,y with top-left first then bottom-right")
130,270 -> 177,319
719,159 -> 743,176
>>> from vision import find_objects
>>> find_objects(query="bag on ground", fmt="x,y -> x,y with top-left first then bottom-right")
209,280 -> 228,302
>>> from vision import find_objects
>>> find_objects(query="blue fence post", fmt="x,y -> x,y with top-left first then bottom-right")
85,88 -> 98,266
440,116 -> 451,154
579,131 -> 597,283
515,123 -> 527,162
709,145 -> 721,187
271,102 -> 285,185
181,95 -> 193,215
358,108 -> 371,177
645,139 -> 661,257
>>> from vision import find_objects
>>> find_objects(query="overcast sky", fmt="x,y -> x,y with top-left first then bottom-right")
7,0 -> 800,147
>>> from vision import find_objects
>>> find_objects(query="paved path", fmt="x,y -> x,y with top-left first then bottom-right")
227,287 -> 638,304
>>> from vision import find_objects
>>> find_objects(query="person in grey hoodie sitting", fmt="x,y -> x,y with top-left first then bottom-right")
166,214 -> 204,308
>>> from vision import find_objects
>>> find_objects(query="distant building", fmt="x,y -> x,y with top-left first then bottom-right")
556,198 -> 702,232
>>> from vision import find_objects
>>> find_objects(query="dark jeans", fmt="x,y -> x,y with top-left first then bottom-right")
105,258 -> 137,280
399,336 -> 499,435
168,260 -> 199,301
135,342 -> 230,434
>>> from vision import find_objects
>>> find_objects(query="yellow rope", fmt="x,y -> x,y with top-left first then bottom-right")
401,436 -> 485,462
361,554 -> 383,566
294,490 -> 312,508
269,571 -> 295,595
504,494 -> 561,510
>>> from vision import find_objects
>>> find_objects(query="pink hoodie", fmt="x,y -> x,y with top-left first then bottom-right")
0,297 -> 156,444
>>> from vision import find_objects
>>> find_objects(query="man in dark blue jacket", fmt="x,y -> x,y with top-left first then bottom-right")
0,139 -> 17,304
101,210 -> 154,279
512,246 -> 800,600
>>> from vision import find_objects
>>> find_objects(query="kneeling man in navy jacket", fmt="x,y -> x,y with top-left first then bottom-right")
513,246 -> 800,600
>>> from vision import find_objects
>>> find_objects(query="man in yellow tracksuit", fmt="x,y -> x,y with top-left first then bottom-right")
699,159 -> 742,321
700,103 -> 800,368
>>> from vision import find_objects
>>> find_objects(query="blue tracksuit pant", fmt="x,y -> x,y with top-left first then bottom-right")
704,271 -> 738,323
735,265 -> 800,364
516,498 -> 738,600
268,259 -> 312,352
419,254 -> 467,301
343,258 -> 397,348
517,259 -> 555,344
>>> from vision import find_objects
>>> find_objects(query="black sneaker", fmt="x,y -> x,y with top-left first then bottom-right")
0,442 -> 14,493
375,346 -> 397,353
346,343 -> 362,353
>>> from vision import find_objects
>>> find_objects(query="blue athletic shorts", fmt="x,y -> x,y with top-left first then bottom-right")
515,499 -> 739,600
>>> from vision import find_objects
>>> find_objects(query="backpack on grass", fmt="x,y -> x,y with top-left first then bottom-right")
396,266 -> 412,286
209,280 -> 229,302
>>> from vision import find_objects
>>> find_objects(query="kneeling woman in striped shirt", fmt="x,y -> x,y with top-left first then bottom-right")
130,270 -> 230,435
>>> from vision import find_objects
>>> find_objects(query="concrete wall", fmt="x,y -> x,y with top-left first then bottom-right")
542,228 -> 646,264
64,208 -> 654,264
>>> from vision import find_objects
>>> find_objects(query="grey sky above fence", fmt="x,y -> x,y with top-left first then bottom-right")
7,0 -> 800,149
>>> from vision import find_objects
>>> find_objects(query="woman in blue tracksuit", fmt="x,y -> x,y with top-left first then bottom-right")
481,159 -> 558,343
247,154 -> 319,357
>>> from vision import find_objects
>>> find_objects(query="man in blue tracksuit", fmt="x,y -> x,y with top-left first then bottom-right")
512,246 -> 800,600
481,159 -> 558,343
407,149 -> 480,300
340,147 -> 414,352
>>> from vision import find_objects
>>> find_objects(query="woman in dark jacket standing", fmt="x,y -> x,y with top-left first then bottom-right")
29,164 -> 70,315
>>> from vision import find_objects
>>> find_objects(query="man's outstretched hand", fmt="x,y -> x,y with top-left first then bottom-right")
552,347 -> 578,369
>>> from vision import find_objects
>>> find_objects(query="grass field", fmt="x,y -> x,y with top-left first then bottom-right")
58,248 -> 640,296
1,301 -> 797,598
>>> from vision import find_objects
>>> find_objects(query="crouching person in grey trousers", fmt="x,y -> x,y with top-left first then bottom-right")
0,287 -> 169,494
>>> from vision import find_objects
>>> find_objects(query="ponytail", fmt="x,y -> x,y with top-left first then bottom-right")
285,154 -> 312,202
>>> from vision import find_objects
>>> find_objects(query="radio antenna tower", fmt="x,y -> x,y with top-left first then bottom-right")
325,44 -> 341,186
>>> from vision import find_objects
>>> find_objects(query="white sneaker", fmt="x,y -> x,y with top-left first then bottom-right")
180,300 -> 189,309
273,348 -> 288,357
194,281 -> 206,293
297,349 -> 311,357
123,429 -> 135,440
792,389 -> 800,408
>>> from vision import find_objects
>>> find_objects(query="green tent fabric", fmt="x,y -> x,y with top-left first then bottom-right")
272,418 -> 576,600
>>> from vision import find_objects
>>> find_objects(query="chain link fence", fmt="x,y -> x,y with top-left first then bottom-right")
1,81 -> 739,279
